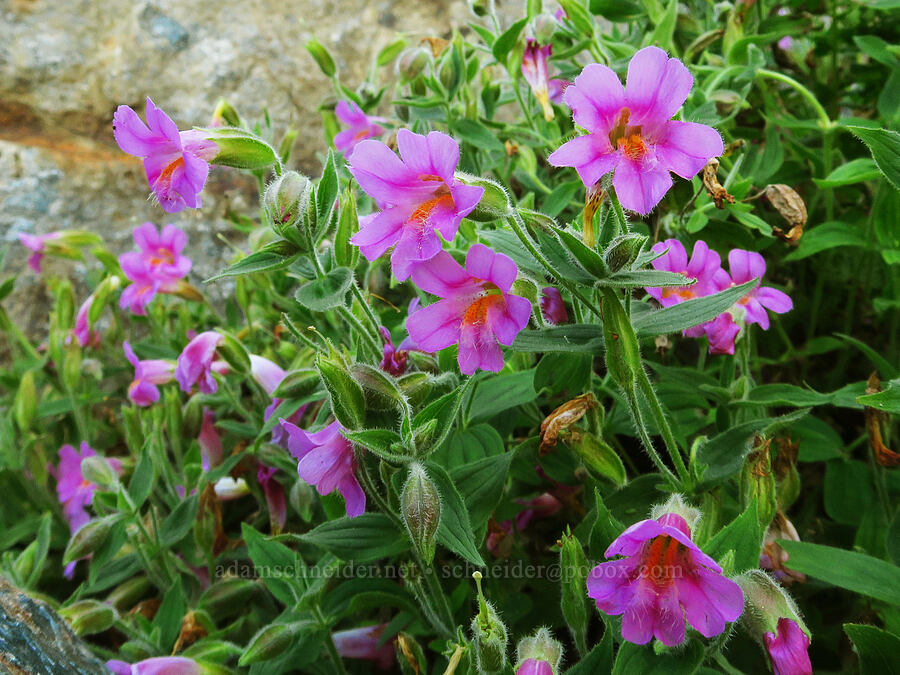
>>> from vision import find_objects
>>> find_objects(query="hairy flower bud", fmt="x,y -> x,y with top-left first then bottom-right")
202,126 -> 278,170
264,171 -> 312,246
198,577 -> 259,618
515,627 -> 563,675
13,369 -> 37,433
401,463 -> 441,563
59,600 -> 116,636
603,233 -> 647,272
317,347 -> 367,430
650,494 -> 702,531
64,515 -> 121,564
558,530 -> 590,654
240,622 -> 309,665
79,455 -> 119,490
471,572 -> 509,674
741,436 -> 777,530
396,47 -> 431,83
456,173 -> 512,221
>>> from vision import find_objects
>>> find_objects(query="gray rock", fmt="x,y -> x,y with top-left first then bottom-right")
0,576 -> 109,674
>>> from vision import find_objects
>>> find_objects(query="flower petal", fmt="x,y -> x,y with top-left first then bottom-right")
564,63 -> 626,134
756,286 -> 793,315
625,46 -> 693,125
657,121 -> 724,179
348,140 -> 423,206
490,294 -> 531,346
612,155 -> 673,214
406,299 -> 464,353
351,208 -> 407,262
465,244 -> 518,292
728,249 -> 766,285
547,135 -> 618,188
458,321 -> 504,374
408,250 -> 476,297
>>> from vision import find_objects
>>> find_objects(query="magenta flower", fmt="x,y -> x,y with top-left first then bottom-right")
282,419 -> 366,518
703,312 -> 742,355
123,341 -> 175,407
406,244 -> 531,374
119,223 -> 192,316
348,129 -> 484,280
548,47 -> 724,214
764,618 -> 812,675
516,659 -> 553,675
332,624 -> 395,670
198,407 -> 223,470
540,287 -> 568,325
113,98 -> 218,213
72,295 -> 99,348
250,354 -> 309,447
257,464 -> 287,533
587,512 -> 744,646
334,100 -> 386,154
18,232 -> 61,273
50,442 -> 122,578
726,249 -> 793,331
522,41 -> 566,122
646,239 -> 728,308
379,326 -> 409,376
176,331 -> 224,394
106,656 -> 201,675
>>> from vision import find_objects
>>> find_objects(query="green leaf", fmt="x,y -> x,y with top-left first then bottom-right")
559,0 -> 596,36
847,125 -> 900,191
160,495 -> 198,547
451,119 -> 505,153
784,222 -> 869,261
128,448 -> 155,508
778,541 -> 900,606
735,383 -> 833,408
300,514 -> 410,562
467,369 -> 537,423
243,523 -> 308,605
632,278 -> 758,338
857,382 -> 900,414
845,624 -> 900,674
315,149 -> 339,236
570,433 -> 627,486
612,640 -> 704,675
564,625 -> 613,674
647,0 -> 678,52
703,502 -> 763,572
450,452 -> 513,528
207,241 -> 300,281
599,269 -> 692,288
543,181 -> 582,218
333,187 -> 358,268
535,352 -> 592,396
153,582 -> 187,650
492,18 -> 528,66
294,267 -> 352,311
836,334 -> 899,379
813,158 -> 883,187
426,462 -> 485,566
696,410 -> 809,484
853,36 -> 899,68
824,460 -> 873,525
435,424 -> 505,467
512,324 -> 604,353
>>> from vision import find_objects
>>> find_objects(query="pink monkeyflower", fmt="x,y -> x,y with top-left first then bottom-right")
72,295 -> 100,348
522,41 -> 567,122
764,618 -> 812,675
488,492 -> 562,557
379,326 -> 409,376
332,624 -> 395,670
18,232 -> 61,273
348,129 -> 484,280
549,46 -> 724,214
119,223 -> 192,315
106,656 -> 201,675
123,341 -> 175,407
50,442 -> 122,578
703,312 -> 743,355
334,100 -> 386,154
587,512 -> 744,646
407,244 -> 531,375
726,249 -> 793,331
257,464 -> 287,533
517,659 -> 554,675
113,98 -> 218,213
646,239 -> 728,308
281,419 -> 366,518
250,354 -> 309,447
175,331 -> 225,394
540,287 -> 568,325
198,408 -> 223,470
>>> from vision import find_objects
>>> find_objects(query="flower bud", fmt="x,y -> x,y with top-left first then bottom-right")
396,632 -> 427,675
650,494 -> 702,532
64,515 -> 121,563
240,622 -> 308,665
198,577 -> 258,618
80,455 -> 119,490
316,347 -> 367,430
456,173 -> 512,221
519,208 -> 555,233
271,368 -> 321,399
736,570 -> 811,675
305,38 -> 337,77
558,530 -> 590,654
740,437 -> 777,530
217,331 -> 252,375
14,369 -> 37,432
202,126 -> 278,170
471,572 -> 509,674
351,363 -> 407,412
290,478 -> 317,522
600,288 -> 642,391
59,599 -> 116,636
469,0 -> 490,17
603,233 -> 647,272
211,98 -> 242,128
396,47 -> 431,83
515,627 -> 562,675
106,575 -> 153,611
401,463 -> 441,563
532,13 -> 558,43
61,340 -> 83,391
264,171 -> 312,245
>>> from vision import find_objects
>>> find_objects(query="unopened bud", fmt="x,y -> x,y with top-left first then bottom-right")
559,530 -> 590,653
290,478 -> 317,522
59,600 -> 116,636
351,363 -> 407,412
64,515 -> 121,563
80,455 -> 119,490
456,174 -> 512,221
217,331 -> 251,375
532,13 -> 558,43
515,627 -> 563,675
603,233 -> 647,272
519,208 -> 555,232
401,463 -> 442,563
240,622 -> 309,665
14,369 -> 37,432
317,347 -> 366,430
471,572 -> 509,673
199,577 -> 259,618
264,171 -> 312,245
600,288 -> 642,390
211,98 -> 242,128
468,0 -> 490,17
203,127 -> 278,171
106,575 -> 153,611
651,493 -> 702,531
740,436 -> 777,530
396,47 -> 431,83
305,38 -> 337,77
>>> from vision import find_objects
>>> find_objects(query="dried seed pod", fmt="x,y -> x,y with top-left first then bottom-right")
539,393 -> 597,455
766,183 -> 807,244
702,158 -> 735,209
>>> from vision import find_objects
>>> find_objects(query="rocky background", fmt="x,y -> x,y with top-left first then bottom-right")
0,0 -> 490,354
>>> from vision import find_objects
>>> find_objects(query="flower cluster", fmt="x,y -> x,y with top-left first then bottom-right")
646,239 -> 793,354
119,223 -> 193,315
